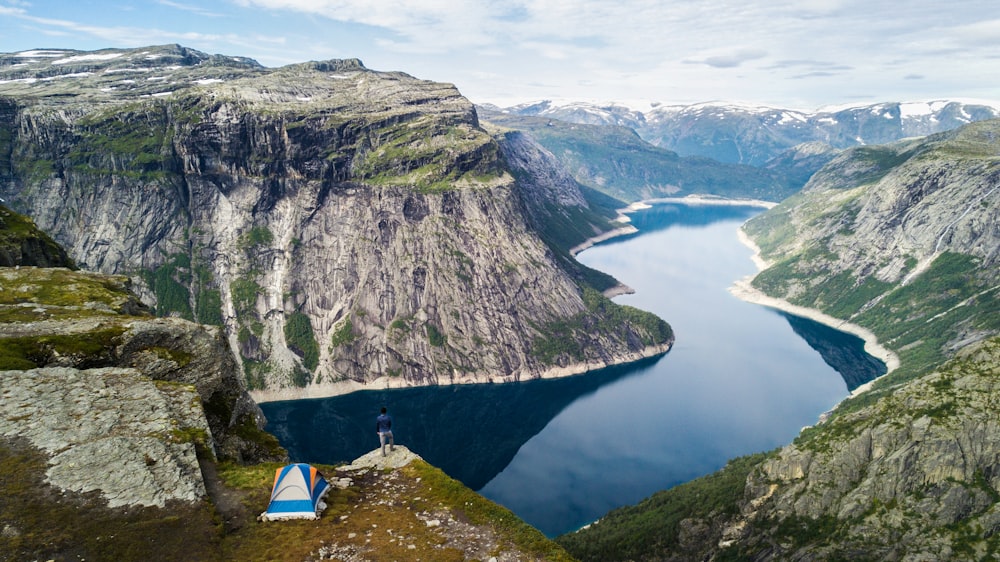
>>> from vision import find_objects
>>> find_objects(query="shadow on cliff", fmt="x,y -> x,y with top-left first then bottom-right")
778,311 -> 887,391
261,354 -> 665,491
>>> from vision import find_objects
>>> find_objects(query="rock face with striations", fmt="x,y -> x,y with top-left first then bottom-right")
0,45 -> 672,399
744,119 -> 1000,372
0,366 -> 210,508
726,337 -> 1000,559
0,261 -> 282,466
0,239 -> 285,552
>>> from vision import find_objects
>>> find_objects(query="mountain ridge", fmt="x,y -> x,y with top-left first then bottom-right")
489,98 -> 1000,166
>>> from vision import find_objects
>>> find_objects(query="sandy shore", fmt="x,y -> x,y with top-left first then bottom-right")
570,195 -> 776,258
628,195 -> 778,210
729,228 -> 900,395
569,225 -> 638,256
250,340 -> 673,403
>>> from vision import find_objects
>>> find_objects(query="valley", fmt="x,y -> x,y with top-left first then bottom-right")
2,44 -> 999,561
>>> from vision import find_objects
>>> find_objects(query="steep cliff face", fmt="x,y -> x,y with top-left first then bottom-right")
0,45 -> 672,397
0,193 -> 570,562
745,119 -> 1000,377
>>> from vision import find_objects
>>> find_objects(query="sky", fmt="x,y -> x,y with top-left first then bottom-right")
1,0 -> 998,111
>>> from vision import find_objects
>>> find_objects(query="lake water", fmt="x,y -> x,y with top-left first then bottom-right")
260,203 -> 885,537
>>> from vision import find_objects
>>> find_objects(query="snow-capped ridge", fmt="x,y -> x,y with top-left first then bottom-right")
488,97 -> 1000,167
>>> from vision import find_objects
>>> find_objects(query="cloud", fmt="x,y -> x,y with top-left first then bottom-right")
157,0 -> 224,17
0,5 -> 286,56
790,71 -> 838,79
232,0 -> 686,56
686,49 -> 768,69
766,59 -> 853,72
4,0 -> 998,109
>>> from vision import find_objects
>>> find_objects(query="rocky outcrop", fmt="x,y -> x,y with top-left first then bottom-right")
0,265 -> 282,465
0,204 -> 74,267
0,258 -> 289,561
728,337 -> 1000,559
0,366 -> 209,508
0,206 -> 568,560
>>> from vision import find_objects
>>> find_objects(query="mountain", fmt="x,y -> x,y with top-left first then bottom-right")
479,107 -> 799,202
558,119 -> 1000,560
0,45 -> 672,398
746,119 -> 1000,379
492,99 -> 1000,166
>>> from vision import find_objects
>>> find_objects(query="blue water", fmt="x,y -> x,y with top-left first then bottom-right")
261,203 -> 884,537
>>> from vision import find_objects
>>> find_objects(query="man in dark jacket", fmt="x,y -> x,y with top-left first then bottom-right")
376,407 -> 395,457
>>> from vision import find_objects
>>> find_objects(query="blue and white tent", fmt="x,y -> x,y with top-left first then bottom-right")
260,463 -> 331,521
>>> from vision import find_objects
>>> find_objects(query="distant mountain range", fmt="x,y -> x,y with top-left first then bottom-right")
479,108 -> 801,203
483,99 -> 1000,166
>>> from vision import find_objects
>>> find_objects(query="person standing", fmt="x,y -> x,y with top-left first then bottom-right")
376,406 -> 395,457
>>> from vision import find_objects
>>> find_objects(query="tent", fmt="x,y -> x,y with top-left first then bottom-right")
260,463 -> 331,521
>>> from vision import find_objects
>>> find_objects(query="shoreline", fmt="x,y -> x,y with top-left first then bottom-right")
568,225 -> 639,257
729,228 -> 900,391
569,195 -> 777,258
621,195 -> 778,211
250,340 -> 673,404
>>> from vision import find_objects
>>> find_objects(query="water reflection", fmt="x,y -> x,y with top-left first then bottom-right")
261,355 -> 663,490
611,203 -> 761,243
778,311 -> 887,390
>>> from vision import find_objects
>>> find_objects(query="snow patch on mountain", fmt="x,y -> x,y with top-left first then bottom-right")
52,53 -> 124,65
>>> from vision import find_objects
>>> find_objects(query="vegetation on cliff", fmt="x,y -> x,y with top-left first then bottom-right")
559,119 -> 1000,561
0,204 -> 74,268
532,287 -> 672,364
745,120 -> 1000,388
557,452 -> 770,561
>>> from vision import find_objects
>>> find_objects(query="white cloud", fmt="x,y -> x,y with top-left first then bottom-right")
688,49 -> 769,69
3,0 -> 997,108
0,5 -> 287,58
157,0 -> 225,18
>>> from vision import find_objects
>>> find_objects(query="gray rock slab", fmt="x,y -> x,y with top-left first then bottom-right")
0,366 -> 209,508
